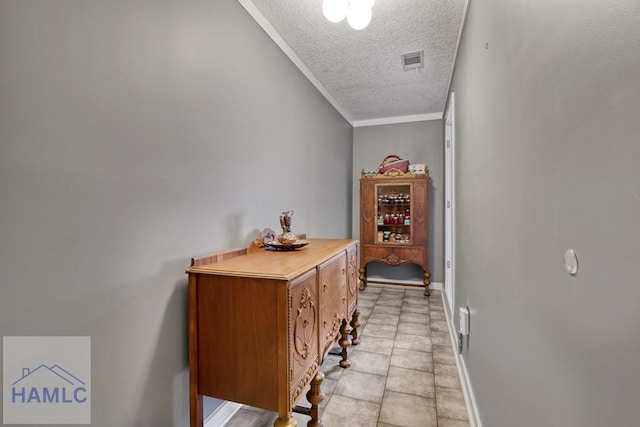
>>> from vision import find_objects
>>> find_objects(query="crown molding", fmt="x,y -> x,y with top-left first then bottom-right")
352,112 -> 443,128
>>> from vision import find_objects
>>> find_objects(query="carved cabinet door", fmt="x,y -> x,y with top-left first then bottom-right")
318,254 -> 347,356
288,270 -> 319,406
346,245 -> 358,314
360,180 -> 376,245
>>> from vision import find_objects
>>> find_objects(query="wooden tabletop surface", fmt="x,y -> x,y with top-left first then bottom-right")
187,238 -> 358,281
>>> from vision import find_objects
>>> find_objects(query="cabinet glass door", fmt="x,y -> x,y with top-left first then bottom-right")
375,183 -> 412,244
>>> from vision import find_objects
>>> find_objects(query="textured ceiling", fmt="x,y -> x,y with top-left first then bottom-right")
242,0 -> 467,125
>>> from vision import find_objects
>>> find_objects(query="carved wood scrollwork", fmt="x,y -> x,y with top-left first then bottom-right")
415,201 -> 426,224
293,288 -> 316,360
324,312 -> 341,340
362,202 -> 374,223
377,253 -> 408,266
291,360 -> 319,405
348,255 -> 357,297
381,168 -> 410,177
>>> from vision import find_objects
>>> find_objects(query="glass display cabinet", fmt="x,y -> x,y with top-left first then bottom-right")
359,168 -> 430,295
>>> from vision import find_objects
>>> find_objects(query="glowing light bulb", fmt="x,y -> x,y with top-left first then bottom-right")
322,0 -> 348,23
347,1 -> 372,30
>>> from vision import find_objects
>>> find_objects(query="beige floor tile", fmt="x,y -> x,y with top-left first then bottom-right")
358,306 -> 373,318
378,391 -> 437,427
358,292 -> 380,304
405,289 -> 426,297
362,285 -> 383,294
376,297 -> 404,307
362,323 -> 398,340
438,417 -> 471,427
429,310 -> 446,320
368,313 -> 400,325
438,417 -> 470,427
320,353 -> 346,380
429,295 -> 443,304
380,286 -> 406,293
394,333 -> 432,353
385,366 -> 435,398
397,321 -> 431,337
355,336 -> 395,355
224,408 -> 274,427
292,411 -> 311,426
433,345 -> 456,365
403,297 -> 428,306
431,332 -> 452,347
390,348 -> 433,372
436,387 -> 469,421
350,351 -> 391,376
435,363 -> 462,389
430,319 -> 449,332
429,303 -> 445,312
321,395 -> 380,427
228,407 -> 314,427
333,369 -> 386,403
399,311 -> 430,324
372,304 -> 402,315
401,304 -> 429,314
359,298 -> 377,308
297,377 -> 338,409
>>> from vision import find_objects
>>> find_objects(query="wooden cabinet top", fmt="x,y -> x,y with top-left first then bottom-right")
361,168 -> 430,182
187,238 -> 358,281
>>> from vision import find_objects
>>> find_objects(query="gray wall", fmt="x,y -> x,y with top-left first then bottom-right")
0,1 -> 351,426
352,121 -> 444,283
448,0 -> 640,426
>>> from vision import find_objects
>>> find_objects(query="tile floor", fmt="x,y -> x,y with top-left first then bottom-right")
225,285 -> 470,427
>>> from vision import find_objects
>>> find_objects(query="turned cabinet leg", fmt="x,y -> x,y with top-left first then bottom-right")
350,308 -> 361,346
359,266 -> 367,291
306,371 -> 325,427
338,319 -> 352,368
274,413 -> 297,427
423,271 -> 431,296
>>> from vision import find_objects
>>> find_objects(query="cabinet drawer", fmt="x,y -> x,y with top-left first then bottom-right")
319,292 -> 347,356
361,245 -> 425,267
318,252 -> 347,302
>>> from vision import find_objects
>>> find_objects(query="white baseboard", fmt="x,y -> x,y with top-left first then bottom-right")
457,350 -> 482,427
204,401 -> 242,427
365,278 -> 443,291
441,291 -> 483,427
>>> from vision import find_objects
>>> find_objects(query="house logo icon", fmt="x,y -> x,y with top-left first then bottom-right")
11,364 -> 88,404
3,336 -> 91,424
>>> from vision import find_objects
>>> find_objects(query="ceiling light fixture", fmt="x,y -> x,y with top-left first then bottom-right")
322,0 -> 375,30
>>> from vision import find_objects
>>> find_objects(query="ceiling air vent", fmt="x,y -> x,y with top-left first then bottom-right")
401,50 -> 424,71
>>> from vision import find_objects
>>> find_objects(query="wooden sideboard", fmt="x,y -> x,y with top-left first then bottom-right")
187,238 -> 360,427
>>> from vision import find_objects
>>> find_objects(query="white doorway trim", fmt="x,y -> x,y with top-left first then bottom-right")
444,93 -> 456,312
